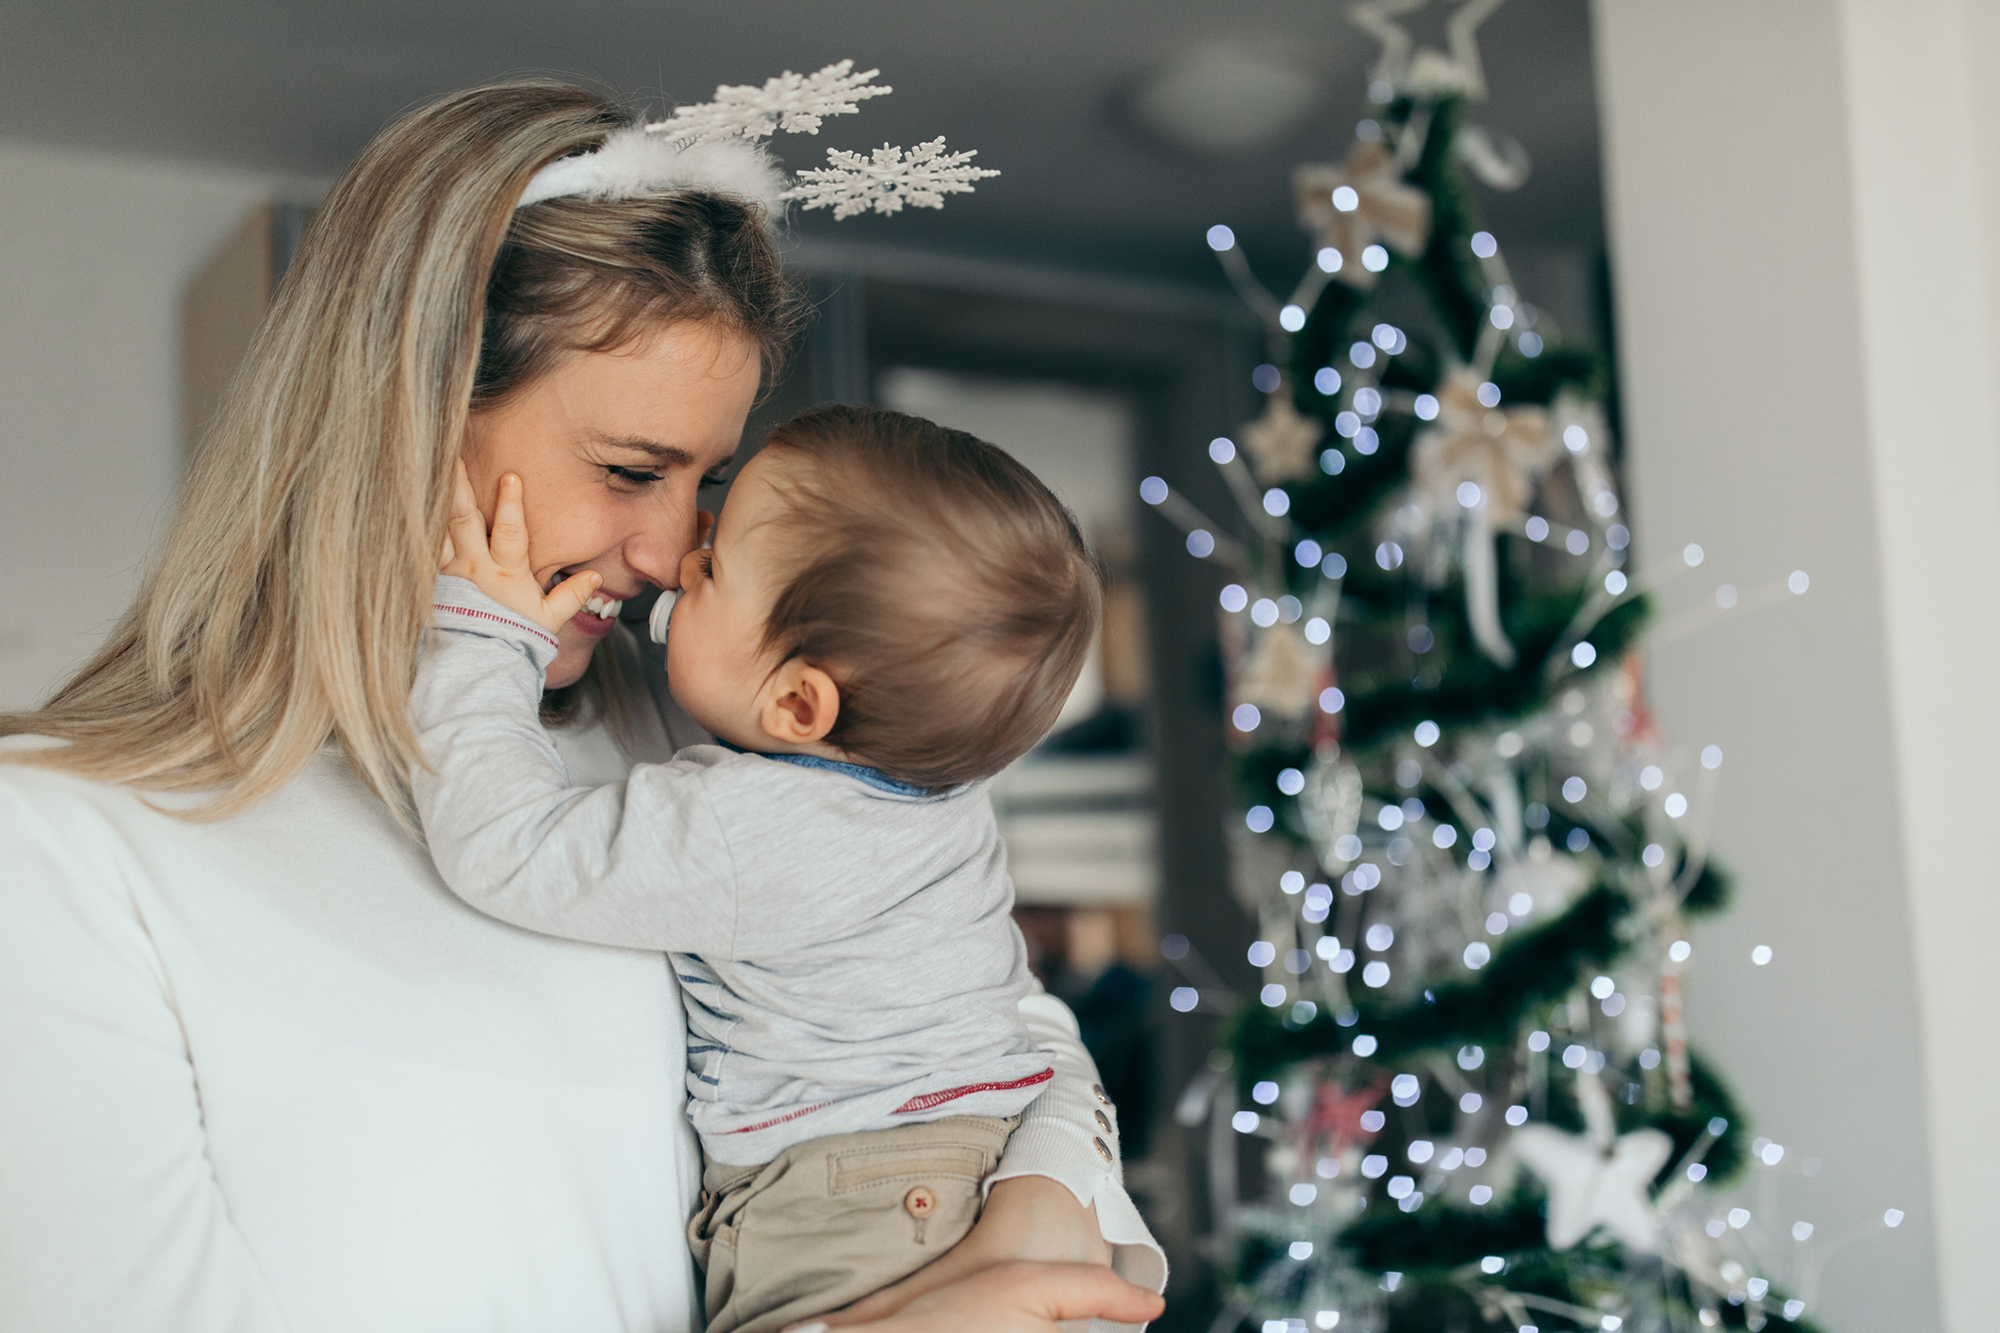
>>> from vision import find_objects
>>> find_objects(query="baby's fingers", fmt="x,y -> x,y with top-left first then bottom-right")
542,570 -> 601,628
488,474 -> 534,575
443,460 -> 489,574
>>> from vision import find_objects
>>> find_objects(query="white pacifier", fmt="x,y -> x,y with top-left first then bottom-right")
648,589 -> 681,645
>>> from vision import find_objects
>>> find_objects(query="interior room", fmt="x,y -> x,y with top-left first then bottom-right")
2,4 -> 1994,1332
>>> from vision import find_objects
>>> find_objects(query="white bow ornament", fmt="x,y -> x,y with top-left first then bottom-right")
1293,140 -> 1432,289
1410,368 -> 1556,666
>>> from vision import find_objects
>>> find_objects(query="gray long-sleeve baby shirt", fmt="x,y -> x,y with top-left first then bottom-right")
411,577 -> 1052,1165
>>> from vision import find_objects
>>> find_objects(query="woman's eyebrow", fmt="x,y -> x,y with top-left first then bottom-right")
586,431 -> 698,467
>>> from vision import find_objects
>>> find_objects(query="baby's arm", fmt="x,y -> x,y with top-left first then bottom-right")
411,578 -> 737,957
412,467 -> 735,955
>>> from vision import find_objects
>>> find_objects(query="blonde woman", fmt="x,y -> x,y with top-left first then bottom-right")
0,82 -> 1165,1333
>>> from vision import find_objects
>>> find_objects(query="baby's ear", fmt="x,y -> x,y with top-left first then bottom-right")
760,659 -> 841,746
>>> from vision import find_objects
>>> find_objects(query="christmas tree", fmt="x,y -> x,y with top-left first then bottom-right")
1145,7 -> 1837,1331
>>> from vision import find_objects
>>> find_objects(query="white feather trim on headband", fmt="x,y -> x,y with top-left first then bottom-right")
517,129 -> 785,211
515,60 -> 995,218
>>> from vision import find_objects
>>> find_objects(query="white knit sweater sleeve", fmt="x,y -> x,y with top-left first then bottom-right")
1001,980 -> 1168,1325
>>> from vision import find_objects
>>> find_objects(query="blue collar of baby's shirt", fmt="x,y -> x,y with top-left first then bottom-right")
718,743 -> 932,798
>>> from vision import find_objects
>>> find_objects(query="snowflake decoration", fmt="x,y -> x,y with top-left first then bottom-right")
785,139 -> 1000,220
649,60 -> 893,144
516,59 -> 999,221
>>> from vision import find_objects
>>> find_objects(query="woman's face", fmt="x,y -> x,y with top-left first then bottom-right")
462,320 -> 763,689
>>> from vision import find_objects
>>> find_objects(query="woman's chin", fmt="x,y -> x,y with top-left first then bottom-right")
544,637 -> 598,690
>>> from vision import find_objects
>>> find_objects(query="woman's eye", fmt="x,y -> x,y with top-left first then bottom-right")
696,552 -> 714,579
604,465 -> 664,487
699,469 -> 732,488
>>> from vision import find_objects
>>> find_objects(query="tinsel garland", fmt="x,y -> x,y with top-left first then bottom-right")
1246,1216 -> 1830,1333
1228,883 -> 1746,1171
1231,884 -> 1632,1068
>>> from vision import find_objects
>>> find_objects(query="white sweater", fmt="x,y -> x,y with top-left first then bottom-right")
0,632 -> 1164,1333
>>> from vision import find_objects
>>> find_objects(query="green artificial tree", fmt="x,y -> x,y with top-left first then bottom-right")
1143,7 -> 1833,1331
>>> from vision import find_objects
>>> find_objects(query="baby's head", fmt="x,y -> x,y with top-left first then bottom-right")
665,405 -> 1101,788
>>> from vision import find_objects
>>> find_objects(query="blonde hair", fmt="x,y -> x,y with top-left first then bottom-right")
758,406 -> 1102,789
0,81 -> 801,824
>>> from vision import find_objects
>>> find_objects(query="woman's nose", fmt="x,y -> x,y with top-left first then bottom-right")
624,539 -> 681,590
624,497 -> 702,589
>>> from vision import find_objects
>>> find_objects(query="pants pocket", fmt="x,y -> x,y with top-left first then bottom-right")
697,1118 -> 1013,1333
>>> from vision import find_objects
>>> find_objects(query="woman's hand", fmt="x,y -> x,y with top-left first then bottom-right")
441,461 -> 599,636
804,1176 -> 1139,1329
787,1261 -> 1162,1333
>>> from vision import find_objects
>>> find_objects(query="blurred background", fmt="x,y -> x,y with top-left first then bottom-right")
2,3 -> 1996,1330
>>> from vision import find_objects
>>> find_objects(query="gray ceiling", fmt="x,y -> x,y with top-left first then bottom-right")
0,0 -> 1602,288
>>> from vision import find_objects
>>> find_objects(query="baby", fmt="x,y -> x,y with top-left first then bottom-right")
410,404 -> 1102,1333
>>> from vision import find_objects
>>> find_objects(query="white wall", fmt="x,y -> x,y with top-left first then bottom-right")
1835,4 -> 2000,1326
1596,3 -> 2000,1328
0,139 -> 291,709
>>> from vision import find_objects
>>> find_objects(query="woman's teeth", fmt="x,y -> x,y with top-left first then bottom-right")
582,595 -> 623,620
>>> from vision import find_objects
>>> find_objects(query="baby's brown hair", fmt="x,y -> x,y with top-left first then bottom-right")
755,405 -> 1102,789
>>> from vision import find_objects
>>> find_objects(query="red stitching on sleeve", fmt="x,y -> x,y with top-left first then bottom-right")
716,1102 -> 831,1135
433,603 -> 560,650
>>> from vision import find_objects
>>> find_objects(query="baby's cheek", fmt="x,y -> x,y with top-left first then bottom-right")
663,633 -> 695,690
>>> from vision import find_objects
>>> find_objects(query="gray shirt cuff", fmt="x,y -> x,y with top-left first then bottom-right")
431,575 -> 561,675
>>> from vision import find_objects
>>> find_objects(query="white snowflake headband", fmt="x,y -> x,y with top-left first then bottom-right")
515,61 -> 997,220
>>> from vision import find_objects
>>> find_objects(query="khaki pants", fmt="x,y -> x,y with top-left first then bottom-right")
687,1115 -> 1017,1333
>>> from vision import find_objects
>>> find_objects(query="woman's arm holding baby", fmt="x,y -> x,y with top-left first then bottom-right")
799,1261 -> 1163,1333
1003,986 -> 1168,1286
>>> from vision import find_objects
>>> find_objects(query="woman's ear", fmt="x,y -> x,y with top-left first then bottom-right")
759,659 -> 841,746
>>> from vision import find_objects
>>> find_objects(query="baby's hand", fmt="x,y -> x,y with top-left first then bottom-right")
441,460 -> 600,637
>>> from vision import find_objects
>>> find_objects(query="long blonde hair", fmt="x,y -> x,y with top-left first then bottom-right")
0,82 -> 801,824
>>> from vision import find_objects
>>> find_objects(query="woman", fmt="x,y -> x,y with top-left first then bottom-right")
0,82 -> 1164,1333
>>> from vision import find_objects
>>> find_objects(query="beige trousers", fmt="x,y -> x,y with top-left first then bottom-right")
687,1115 -> 1017,1333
